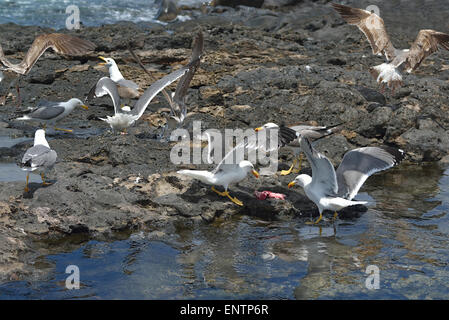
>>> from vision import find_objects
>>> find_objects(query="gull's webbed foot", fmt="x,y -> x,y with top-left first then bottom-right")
306,213 -> 323,225
280,158 -> 297,176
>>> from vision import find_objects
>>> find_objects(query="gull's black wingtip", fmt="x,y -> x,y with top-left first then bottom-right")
382,146 -> 405,165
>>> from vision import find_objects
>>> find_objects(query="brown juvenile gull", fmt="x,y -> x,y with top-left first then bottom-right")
0,33 -> 96,106
288,136 -> 404,224
332,3 -> 449,93
254,122 -> 342,175
20,129 -> 57,193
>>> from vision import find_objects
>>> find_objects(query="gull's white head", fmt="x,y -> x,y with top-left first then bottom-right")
98,56 -> 117,68
66,98 -> 89,111
255,122 -> 279,132
288,174 -> 312,189
34,129 -> 50,148
239,160 -> 259,178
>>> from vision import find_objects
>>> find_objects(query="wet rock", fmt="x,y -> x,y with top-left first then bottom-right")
211,0 -> 264,8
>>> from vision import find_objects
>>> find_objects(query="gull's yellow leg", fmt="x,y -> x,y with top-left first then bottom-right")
120,128 -> 128,135
24,174 -> 29,193
54,127 -> 73,133
41,173 -> 52,186
225,192 -> 243,206
280,158 -> 297,176
306,212 -> 323,225
333,211 -> 338,221
211,186 -> 227,196
292,154 -> 303,174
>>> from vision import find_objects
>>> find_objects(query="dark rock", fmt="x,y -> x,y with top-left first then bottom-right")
355,85 -> 386,105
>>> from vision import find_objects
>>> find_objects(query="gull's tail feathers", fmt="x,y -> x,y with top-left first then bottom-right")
369,63 -> 403,91
177,170 -> 215,185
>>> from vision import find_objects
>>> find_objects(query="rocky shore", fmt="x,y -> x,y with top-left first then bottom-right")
0,0 -> 448,281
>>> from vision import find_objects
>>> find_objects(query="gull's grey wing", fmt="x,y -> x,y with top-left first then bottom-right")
27,106 -> 65,120
116,78 -> 139,90
300,136 -> 338,196
21,145 -> 57,169
130,66 -> 190,119
336,146 -> 404,200
173,30 -> 204,113
91,77 -> 122,114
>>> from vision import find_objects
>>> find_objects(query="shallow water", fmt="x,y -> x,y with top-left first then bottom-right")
0,164 -> 448,299
0,0 -> 205,29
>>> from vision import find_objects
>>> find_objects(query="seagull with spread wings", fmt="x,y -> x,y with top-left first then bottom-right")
88,65 -> 192,133
288,136 -> 404,224
332,3 -> 449,93
129,30 -> 204,133
0,33 -> 95,106
254,122 -> 343,176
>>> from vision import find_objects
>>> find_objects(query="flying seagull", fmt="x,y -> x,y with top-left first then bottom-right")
332,3 -> 449,93
20,129 -> 57,193
255,122 -> 342,175
96,56 -> 140,99
129,30 -> 204,131
88,65 -> 191,133
15,98 -> 88,133
0,33 -> 95,106
288,136 -> 404,224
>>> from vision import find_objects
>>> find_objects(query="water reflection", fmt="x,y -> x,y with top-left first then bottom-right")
0,164 -> 448,299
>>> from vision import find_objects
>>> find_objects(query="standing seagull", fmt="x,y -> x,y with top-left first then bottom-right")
288,137 -> 404,224
178,160 -> 259,206
255,122 -> 342,175
332,3 -> 449,93
20,129 -> 57,193
0,33 -> 95,106
15,98 -> 89,132
97,56 -> 140,99
88,65 -> 192,133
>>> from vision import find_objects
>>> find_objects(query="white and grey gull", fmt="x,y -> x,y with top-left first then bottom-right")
20,129 -> 57,193
288,136 -> 404,224
15,98 -> 89,132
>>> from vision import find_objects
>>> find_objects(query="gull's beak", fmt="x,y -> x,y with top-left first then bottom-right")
255,127 -> 263,132
252,170 -> 259,178
288,181 -> 295,188
80,104 -> 89,110
98,56 -> 107,66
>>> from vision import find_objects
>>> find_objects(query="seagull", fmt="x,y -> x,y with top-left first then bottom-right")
97,56 -> 140,99
20,129 -> 57,193
178,160 -> 259,206
88,65 -> 192,133
129,30 -> 204,131
0,33 -> 95,106
332,3 -> 449,93
14,98 -> 89,133
288,136 -> 404,224
176,125 -> 297,206
254,122 -> 342,175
